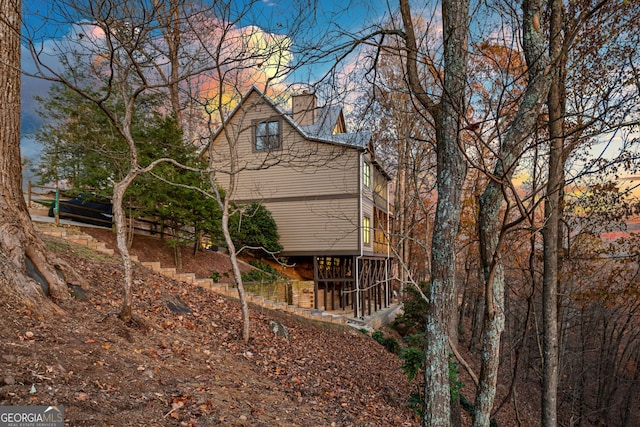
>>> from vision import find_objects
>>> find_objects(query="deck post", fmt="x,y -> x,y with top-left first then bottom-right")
313,256 -> 319,310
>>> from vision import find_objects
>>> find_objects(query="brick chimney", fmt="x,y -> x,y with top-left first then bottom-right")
291,91 -> 317,126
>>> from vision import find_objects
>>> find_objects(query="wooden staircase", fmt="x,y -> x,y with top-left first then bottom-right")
36,224 -> 116,256
34,223 -> 227,290
34,223 -> 349,325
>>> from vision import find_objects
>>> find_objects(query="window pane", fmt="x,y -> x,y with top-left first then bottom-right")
268,121 -> 279,135
363,217 -> 371,245
255,120 -> 280,150
268,135 -> 278,148
363,163 -> 371,187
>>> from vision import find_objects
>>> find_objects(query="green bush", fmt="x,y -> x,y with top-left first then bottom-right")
241,261 -> 280,283
210,270 -> 221,283
398,339 -> 425,418
392,284 -> 429,336
399,336 -> 424,381
397,333 -> 464,418
230,203 -> 282,254
372,330 -> 400,354
241,270 -> 268,283
449,360 -> 463,403
249,260 -> 278,276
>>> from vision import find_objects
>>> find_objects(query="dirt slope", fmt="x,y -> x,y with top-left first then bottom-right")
0,234 -> 418,426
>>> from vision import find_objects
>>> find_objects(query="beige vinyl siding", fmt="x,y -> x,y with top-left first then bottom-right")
233,147 -> 358,202
264,198 -> 359,254
209,91 -> 363,254
210,92 -> 359,202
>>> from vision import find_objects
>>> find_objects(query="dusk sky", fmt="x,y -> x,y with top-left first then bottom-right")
19,0 -> 393,171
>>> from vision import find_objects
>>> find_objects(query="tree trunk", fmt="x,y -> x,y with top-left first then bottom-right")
424,0 -> 470,419
0,0 -> 85,311
221,201 -> 250,343
159,0 -> 182,125
473,1 -> 552,424
399,0 -> 469,424
113,178 -> 137,323
394,139 -> 407,294
542,0 -> 565,423
475,182 -> 506,427
469,290 -> 484,352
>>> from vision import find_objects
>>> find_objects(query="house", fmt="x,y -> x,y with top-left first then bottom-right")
205,86 -> 392,317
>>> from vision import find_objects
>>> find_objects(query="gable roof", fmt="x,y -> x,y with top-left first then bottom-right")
204,85 -> 370,152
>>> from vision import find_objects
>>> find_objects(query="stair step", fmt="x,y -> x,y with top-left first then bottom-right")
141,261 -> 161,270
40,229 -> 65,238
68,237 -> 90,245
159,267 -> 177,278
195,279 -> 213,289
175,273 -> 196,284
34,221 -> 344,325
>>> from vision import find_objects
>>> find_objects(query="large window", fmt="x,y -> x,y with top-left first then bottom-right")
363,216 -> 371,245
255,119 -> 281,151
373,209 -> 388,253
363,162 -> 371,187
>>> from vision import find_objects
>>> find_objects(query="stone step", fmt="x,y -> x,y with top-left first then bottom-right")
141,261 -> 161,270
159,267 -> 177,278
38,228 -> 66,238
211,284 -> 230,294
195,278 -> 213,289
36,225 -> 115,255
67,236 -> 90,246
174,273 -> 196,284
36,225 -> 77,235
34,221 -> 347,325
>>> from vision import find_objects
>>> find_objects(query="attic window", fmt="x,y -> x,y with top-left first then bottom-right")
255,119 -> 281,151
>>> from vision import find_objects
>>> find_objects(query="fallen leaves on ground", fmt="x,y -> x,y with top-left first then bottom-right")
0,234 -> 419,426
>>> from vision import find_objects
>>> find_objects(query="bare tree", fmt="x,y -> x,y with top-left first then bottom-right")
356,36 -> 438,295
474,0 -> 553,424
542,0 -> 640,422
24,0 -> 203,323
398,0 -> 470,424
178,1 -> 326,343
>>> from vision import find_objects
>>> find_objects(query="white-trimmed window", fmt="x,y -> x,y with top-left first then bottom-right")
255,119 -> 281,151
363,216 -> 371,245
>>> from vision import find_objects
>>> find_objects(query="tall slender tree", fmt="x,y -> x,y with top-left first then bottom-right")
541,0 -> 640,422
474,0 -> 553,424
25,0 -> 196,323
399,0 -> 469,424
541,1 -> 564,424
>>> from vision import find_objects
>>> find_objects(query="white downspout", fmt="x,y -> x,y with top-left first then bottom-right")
355,151 -> 364,319
386,179 -> 391,306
